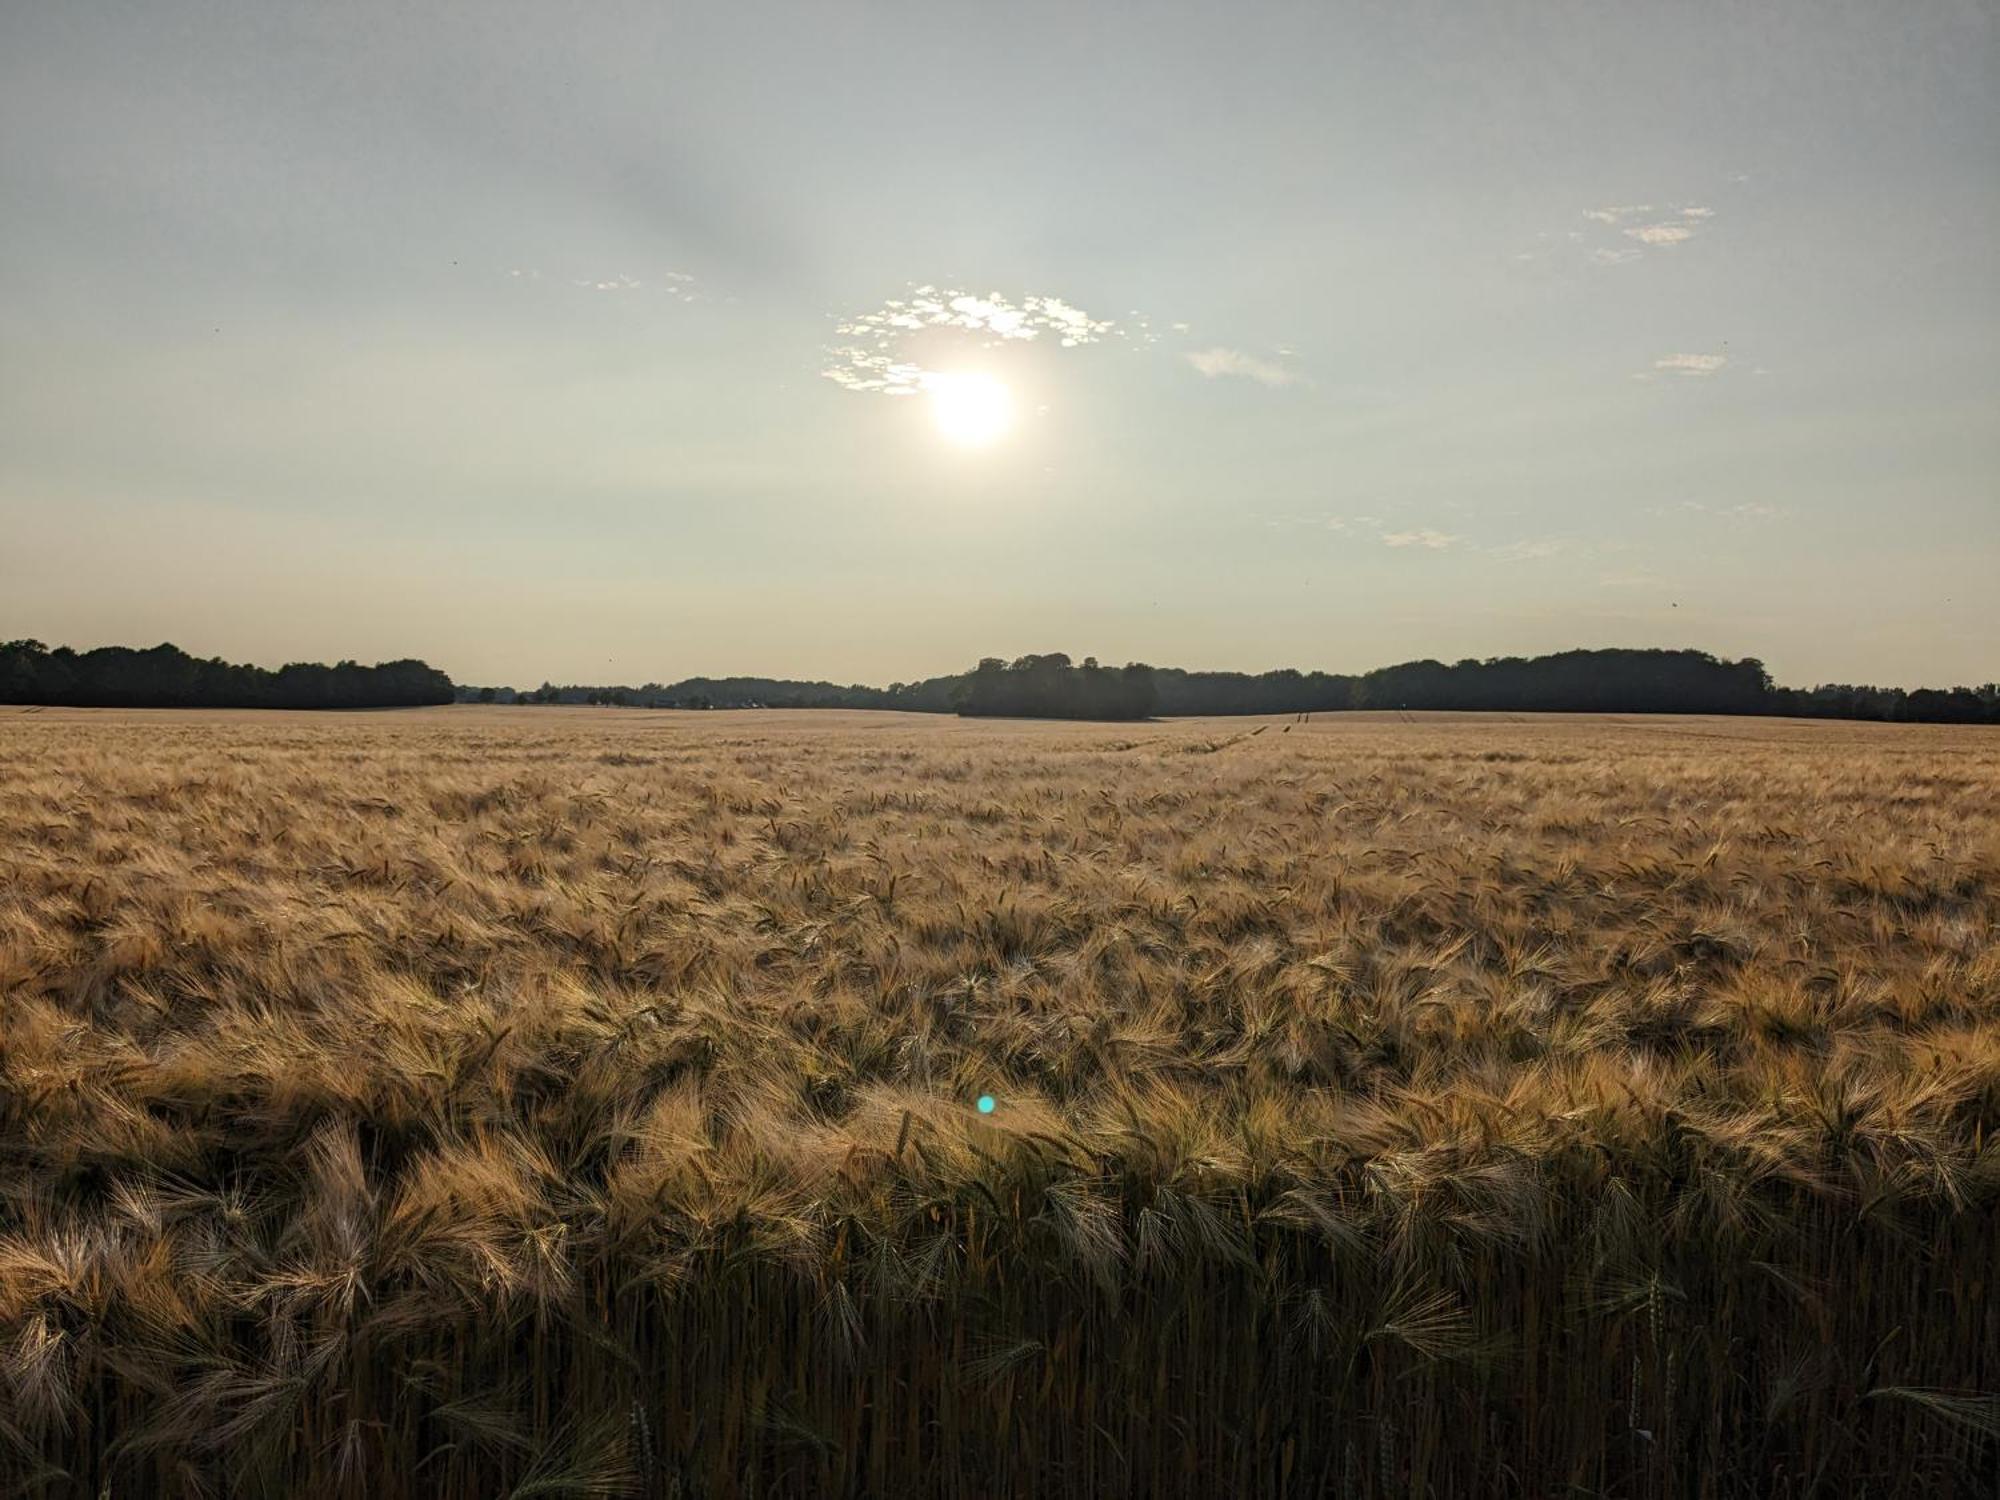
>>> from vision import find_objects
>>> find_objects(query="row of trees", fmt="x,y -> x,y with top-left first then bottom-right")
954,655 -> 1158,719
1779,681 -> 2000,725
460,648 -> 2000,724
53,636 -> 1948,724
0,641 -> 455,709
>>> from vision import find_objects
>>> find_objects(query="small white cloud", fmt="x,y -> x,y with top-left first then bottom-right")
1654,352 -> 1728,376
1487,537 -> 1575,562
1381,528 -> 1462,550
1660,499 -> 1785,522
1184,347 -> 1301,387
1626,223 -> 1695,246
1170,321 -> 1191,333
1583,204 -> 1655,224
529,267 -> 695,296
824,286 -> 1124,395
1256,511 -> 1351,533
1574,200 -> 1714,263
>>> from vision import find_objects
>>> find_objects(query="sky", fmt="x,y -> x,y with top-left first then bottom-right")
2,0 -> 1995,690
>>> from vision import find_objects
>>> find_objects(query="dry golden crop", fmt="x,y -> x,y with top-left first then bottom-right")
1,706 -> 1996,1497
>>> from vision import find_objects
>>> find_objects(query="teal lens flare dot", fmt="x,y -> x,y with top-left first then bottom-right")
976,1095 -> 996,1114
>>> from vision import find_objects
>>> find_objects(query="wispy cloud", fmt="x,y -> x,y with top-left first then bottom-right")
822,285 -> 1122,395
1625,223 -> 1695,246
1487,537 -> 1576,562
1381,528 -> 1462,550
1578,201 -> 1716,262
1653,352 -> 1728,376
1184,347 -> 1301,387
1265,515 -> 1596,564
505,266 -> 700,302
1668,500 -> 1790,521
1260,511 -> 1349,532
1583,203 -> 1654,224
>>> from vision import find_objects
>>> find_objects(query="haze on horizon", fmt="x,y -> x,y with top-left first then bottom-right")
3,0 -> 1995,692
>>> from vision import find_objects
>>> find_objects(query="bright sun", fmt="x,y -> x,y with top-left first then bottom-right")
926,371 -> 1014,447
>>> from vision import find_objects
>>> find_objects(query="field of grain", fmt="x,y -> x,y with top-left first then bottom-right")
2,706 -> 1996,1497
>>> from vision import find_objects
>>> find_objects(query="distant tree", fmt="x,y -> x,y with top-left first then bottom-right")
956,656 -> 1157,720
0,640 -> 454,709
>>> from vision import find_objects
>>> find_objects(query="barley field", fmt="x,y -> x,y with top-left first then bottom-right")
1,706 -> 1996,1498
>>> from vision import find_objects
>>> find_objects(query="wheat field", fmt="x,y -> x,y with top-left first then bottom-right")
1,706 -> 1996,1497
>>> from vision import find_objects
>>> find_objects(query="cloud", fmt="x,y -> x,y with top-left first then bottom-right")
1583,203 -> 1654,224
822,286 -> 1122,395
506,266 -> 700,302
840,287 -> 1115,347
1576,201 -> 1715,262
1269,515 -> 1590,562
819,349 -> 933,396
1184,347 -> 1301,387
1653,352 -> 1728,376
1625,223 -> 1695,246
1259,511 -> 1352,533
1381,528 -> 1462,550
1674,500 -> 1788,520
1487,537 -> 1576,562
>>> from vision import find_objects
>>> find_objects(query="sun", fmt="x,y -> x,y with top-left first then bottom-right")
926,371 -> 1014,447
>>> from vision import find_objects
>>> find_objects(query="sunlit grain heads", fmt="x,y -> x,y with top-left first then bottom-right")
2,713 -> 1998,1491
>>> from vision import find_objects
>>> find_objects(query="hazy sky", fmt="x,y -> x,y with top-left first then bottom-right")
3,0 -> 1995,688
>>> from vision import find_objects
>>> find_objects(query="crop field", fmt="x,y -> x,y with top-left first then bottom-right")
1,706 -> 1996,1498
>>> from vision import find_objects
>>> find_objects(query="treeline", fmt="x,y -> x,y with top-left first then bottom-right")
1779,681 -> 2000,724
0,640 -> 454,709
463,647 -> 2000,725
955,655 -> 1158,719
18,637 -> 1988,721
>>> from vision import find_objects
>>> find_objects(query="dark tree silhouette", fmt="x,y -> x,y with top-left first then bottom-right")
28,636 -> 1988,723
0,641 -> 454,709
952,655 -> 1159,720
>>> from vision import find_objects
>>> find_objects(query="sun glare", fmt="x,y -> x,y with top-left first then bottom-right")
927,371 -> 1013,447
